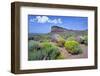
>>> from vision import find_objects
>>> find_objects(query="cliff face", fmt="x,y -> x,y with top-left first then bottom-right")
51,26 -> 87,35
51,26 -> 66,33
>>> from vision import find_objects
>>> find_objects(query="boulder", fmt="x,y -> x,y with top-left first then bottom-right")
51,34 -> 60,42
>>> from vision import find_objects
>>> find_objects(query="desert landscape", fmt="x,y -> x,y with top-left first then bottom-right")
28,25 -> 88,60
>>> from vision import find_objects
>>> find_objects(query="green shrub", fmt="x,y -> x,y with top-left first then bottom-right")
83,35 -> 88,45
28,49 -> 44,60
29,34 -> 50,42
28,41 -> 62,60
28,40 -> 44,60
64,40 -> 82,54
55,35 -> 65,47
67,36 -> 76,41
57,37 -> 65,47
56,54 -> 65,59
28,40 -> 40,51
80,35 -> 88,45
41,42 -> 60,60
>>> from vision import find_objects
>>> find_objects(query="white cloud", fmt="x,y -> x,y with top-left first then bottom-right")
30,16 -> 62,24
36,16 -> 49,23
58,18 -> 62,23
48,19 -> 57,24
30,18 -> 36,22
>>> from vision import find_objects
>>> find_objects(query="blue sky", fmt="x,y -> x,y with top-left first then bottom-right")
28,15 -> 88,33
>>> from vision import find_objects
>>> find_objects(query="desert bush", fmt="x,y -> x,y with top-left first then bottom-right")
80,35 -> 88,45
28,40 -> 44,60
28,40 -> 41,51
56,53 -> 65,59
57,37 -> 65,47
28,41 -> 62,60
28,49 -> 44,60
84,36 -> 88,45
64,40 -> 82,54
66,36 -> 76,41
29,34 -> 51,42
41,42 -> 60,60
59,32 -> 76,40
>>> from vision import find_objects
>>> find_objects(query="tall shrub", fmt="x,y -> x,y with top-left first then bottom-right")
64,40 -> 82,54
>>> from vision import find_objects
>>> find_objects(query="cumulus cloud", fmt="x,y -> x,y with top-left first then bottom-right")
36,16 -> 49,23
30,16 -> 62,24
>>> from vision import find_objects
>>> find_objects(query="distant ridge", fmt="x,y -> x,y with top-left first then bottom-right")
28,26 -> 87,37
51,26 -> 87,32
51,26 -> 66,32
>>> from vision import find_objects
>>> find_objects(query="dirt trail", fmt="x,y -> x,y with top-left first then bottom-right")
59,47 -> 69,58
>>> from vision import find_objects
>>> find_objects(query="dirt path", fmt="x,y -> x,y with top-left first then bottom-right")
59,44 -> 88,59
59,47 -> 69,58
